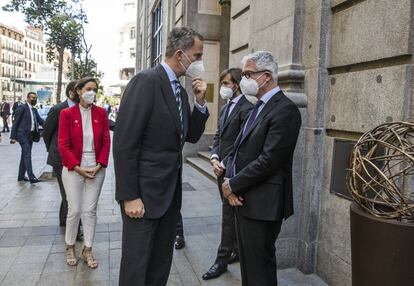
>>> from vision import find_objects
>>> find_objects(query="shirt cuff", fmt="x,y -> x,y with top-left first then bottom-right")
220,160 -> 226,169
210,154 -> 219,161
194,100 -> 207,113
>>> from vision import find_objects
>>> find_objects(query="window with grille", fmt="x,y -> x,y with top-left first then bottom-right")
151,0 -> 163,67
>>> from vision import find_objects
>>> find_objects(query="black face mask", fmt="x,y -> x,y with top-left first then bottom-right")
29,99 -> 37,106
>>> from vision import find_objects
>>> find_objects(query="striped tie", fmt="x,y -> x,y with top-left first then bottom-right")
173,80 -> 184,145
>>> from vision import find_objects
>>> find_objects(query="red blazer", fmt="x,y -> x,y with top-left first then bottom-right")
58,104 -> 111,170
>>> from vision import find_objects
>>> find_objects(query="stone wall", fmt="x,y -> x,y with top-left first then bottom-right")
228,0 -> 414,285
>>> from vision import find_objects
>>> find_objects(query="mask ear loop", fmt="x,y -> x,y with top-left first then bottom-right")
256,72 -> 270,89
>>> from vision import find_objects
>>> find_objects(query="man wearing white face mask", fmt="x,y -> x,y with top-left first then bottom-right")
114,27 -> 209,286
221,51 -> 302,286
202,68 -> 253,280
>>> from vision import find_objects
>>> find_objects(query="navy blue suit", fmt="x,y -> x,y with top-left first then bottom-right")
11,103 -> 44,180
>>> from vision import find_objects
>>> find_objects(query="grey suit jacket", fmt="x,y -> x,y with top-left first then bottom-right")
211,95 -> 253,161
43,100 -> 69,168
113,64 -> 209,219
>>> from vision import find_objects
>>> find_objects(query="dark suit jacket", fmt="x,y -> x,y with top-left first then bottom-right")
1,102 -> 11,116
211,95 -> 253,161
12,102 -> 22,114
43,100 -> 69,168
225,90 -> 301,222
11,103 -> 44,143
113,64 -> 209,219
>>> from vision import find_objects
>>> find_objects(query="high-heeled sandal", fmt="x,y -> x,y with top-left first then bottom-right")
82,246 -> 98,269
66,245 -> 78,266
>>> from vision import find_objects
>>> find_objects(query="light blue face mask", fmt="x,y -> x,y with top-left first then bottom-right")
82,90 -> 96,104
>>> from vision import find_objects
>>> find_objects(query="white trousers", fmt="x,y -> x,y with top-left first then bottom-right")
62,153 -> 105,247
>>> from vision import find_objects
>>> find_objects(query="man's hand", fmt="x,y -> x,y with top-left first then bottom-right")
222,178 -> 233,199
124,198 -> 145,219
211,159 -> 224,177
74,166 -> 95,179
227,193 -> 243,207
192,77 -> 207,105
10,139 -> 16,144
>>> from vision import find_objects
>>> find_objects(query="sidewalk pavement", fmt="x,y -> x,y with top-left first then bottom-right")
0,131 -> 327,286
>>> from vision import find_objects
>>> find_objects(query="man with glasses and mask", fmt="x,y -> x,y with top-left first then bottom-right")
221,51 -> 301,286
202,68 -> 253,280
113,26 -> 209,286
43,81 -> 83,241
10,92 -> 44,184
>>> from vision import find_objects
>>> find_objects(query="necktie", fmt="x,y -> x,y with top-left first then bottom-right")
32,108 -> 38,132
173,80 -> 184,145
229,100 -> 263,178
223,101 -> 233,125
242,100 -> 263,138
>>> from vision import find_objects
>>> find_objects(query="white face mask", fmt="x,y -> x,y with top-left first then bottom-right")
220,86 -> 235,100
82,90 -> 96,104
180,51 -> 205,78
239,73 -> 266,97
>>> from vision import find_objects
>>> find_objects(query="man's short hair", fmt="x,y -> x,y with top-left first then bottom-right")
27,92 -> 36,97
165,27 -> 203,58
65,81 -> 77,97
242,51 -> 278,81
219,68 -> 242,85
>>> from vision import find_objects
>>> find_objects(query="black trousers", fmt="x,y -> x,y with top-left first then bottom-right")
54,166 -> 68,226
18,138 -> 34,180
2,115 -> 9,131
176,211 -> 184,236
119,187 -> 180,286
215,176 -> 238,266
235,209 -> 282,286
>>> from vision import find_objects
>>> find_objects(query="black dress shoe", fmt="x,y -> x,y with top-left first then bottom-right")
18,177 -> 30,182
76,228 -> 84,242
228,251 -> 239,264
174,235 -> 185,249
202,263 -> 227,280
30,178 -> 41,184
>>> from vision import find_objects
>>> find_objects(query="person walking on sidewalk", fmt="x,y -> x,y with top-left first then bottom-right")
202,68 -> 253,280
221,51 -> 302,286
43,81 -> 83,241
114,26 -> 209,286
1,100 -> 11,132
10,92 -> 44,184
58,77 -> 110,269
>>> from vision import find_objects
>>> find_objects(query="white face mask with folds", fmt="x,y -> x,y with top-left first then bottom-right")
179,50 -> 205,78
220,86 -> 235,100
239,73 -> 267,97
82,90 -> 96,104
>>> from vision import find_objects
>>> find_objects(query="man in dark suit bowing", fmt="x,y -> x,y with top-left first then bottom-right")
222,51 -> 302,286
10,92 -> 45,184
113,26 -> 209,286
202,68 -> 253,280
42,81 -> 84,241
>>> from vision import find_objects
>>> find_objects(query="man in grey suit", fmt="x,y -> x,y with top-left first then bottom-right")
43,81 -> 83,241
202,68 -> 253,280
222,51 -> 301,286
114,26 -> 209,286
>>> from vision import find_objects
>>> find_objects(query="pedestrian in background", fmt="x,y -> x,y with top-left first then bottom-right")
202,68 -> 253,280
10,92 -> 44,184
1,99 -> 11,132
43,81 -> 84,241
58,77 -> 110,269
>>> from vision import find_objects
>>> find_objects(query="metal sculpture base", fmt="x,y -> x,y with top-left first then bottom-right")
350,203 -> 414,286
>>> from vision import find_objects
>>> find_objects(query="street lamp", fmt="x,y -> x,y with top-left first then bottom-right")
13,59 -> 25,103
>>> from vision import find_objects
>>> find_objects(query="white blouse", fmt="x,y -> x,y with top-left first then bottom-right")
79,105 -> 95,153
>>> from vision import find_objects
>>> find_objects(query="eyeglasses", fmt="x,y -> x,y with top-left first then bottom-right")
241,70 -> 269,79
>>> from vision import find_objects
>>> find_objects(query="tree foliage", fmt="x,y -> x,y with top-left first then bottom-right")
3,0 -> 87,102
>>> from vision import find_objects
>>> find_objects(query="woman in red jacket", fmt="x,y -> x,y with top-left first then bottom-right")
58,77 -> 110,269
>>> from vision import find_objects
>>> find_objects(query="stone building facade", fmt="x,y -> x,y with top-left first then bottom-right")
135,1 -> 414,285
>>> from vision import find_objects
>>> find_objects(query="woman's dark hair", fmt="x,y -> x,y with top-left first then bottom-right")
219,68 -> 242,92
75,77 -> 98,96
